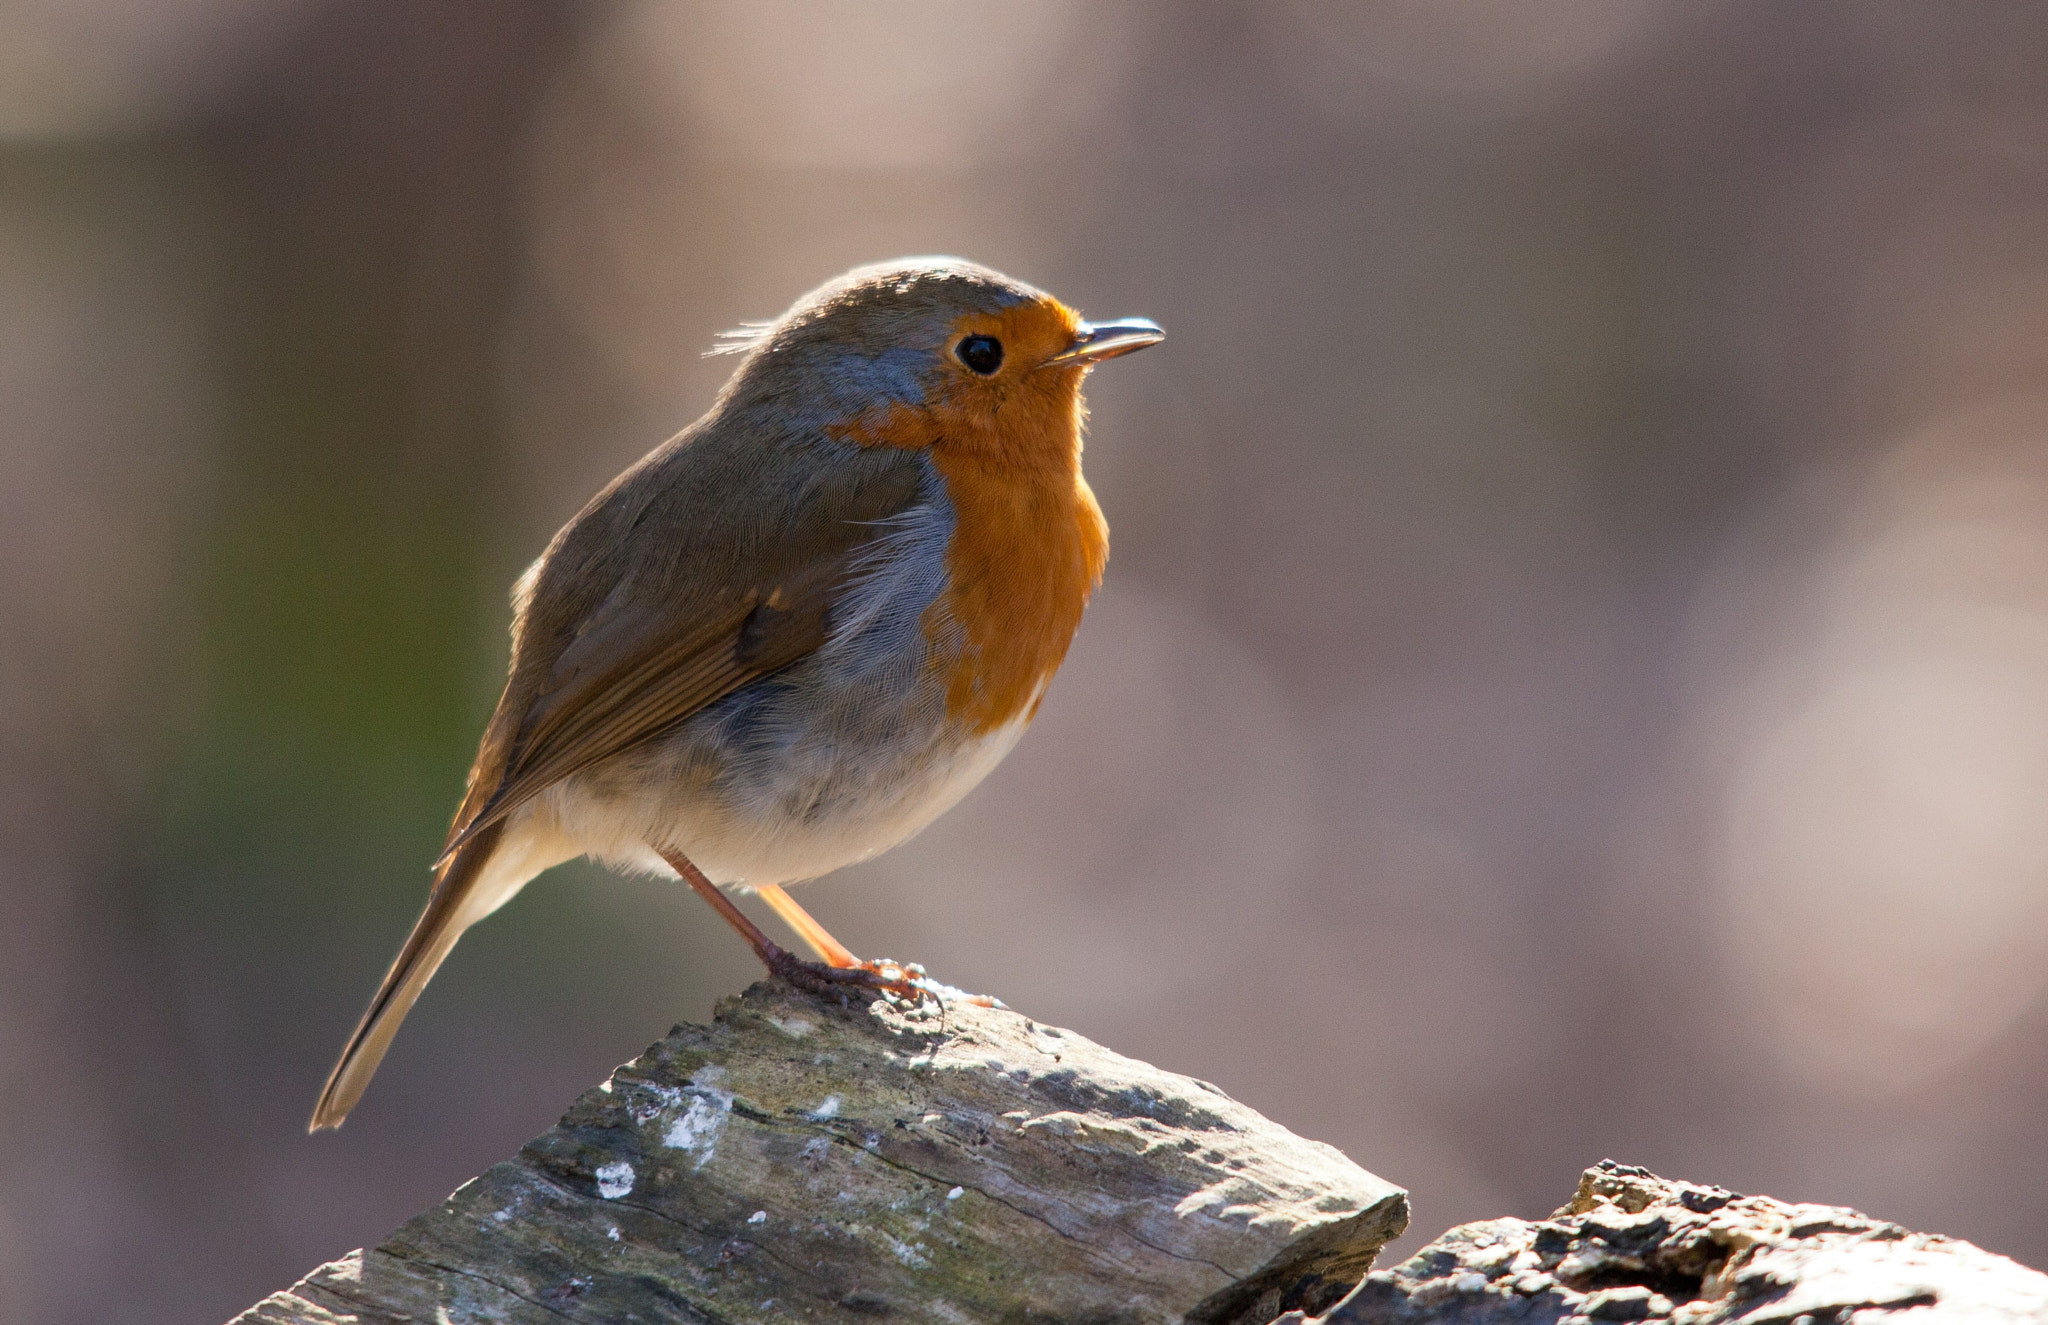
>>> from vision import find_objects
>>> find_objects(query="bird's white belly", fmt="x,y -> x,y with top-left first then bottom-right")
527,708 -> 1030,889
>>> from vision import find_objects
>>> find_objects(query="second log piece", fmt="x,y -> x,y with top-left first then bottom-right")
1304,1158 -> 2048,1324
235,982 -> 1408,1325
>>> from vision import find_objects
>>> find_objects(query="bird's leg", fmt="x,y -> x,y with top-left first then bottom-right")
754,883 -> 860,968
657,848 -> 920,1000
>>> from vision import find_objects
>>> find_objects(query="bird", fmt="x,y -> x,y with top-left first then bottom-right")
309,257 -> 1162,1130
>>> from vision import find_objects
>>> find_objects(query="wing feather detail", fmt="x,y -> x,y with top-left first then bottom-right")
435,520 -> 872,866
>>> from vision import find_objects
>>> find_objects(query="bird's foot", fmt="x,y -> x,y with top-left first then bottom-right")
764,946 -> 926,1004
763,947 -> 1005,1012
860,960 -> 1006,1012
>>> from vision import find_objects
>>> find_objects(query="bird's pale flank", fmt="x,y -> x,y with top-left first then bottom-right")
311,257 -> 1162,1130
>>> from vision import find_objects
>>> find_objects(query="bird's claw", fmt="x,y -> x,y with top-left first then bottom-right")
763,948 -> 1005,1012
765,947 -> 928,1004
862,960 -> 1006,1011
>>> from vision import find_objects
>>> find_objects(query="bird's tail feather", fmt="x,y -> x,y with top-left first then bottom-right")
308,820 -> 512,1132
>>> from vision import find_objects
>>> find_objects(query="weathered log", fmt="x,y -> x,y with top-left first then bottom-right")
234,982 -> 1409,1325
1296,1159 -> 2048,1324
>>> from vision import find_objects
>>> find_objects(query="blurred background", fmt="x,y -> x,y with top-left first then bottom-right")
7,1 -> 2048,1319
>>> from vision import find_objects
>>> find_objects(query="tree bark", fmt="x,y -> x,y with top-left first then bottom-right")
233,982 -> 1409,1325
230,986 -> 2048,1324
1297,1159 -> 2048,1324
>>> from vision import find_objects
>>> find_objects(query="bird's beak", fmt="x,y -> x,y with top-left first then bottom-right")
1043,318 -> 1165,367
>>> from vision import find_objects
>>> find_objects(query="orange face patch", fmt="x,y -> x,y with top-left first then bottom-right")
823,296 -> 1108,736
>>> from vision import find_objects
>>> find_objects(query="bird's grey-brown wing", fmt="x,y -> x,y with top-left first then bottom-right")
439,432 -> 929,861
434,562 -> 828,864
309,433 -> 928,1130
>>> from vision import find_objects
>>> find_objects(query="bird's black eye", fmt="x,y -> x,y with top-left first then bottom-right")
956,335 -> 1004,375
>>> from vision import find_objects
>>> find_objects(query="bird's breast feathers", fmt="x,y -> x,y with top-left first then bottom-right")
924,443 -> 1108,735
823,388 -> 1109,737
530,443 -> 1102,886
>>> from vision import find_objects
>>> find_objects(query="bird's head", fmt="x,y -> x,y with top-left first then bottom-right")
714,258 -> 1161,468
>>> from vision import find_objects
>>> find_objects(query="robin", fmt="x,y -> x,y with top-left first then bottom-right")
310,257 -> 1162,1130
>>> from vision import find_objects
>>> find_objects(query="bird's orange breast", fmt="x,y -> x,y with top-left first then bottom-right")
924,444 -> 1107,735
825,359 -> 1107,737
